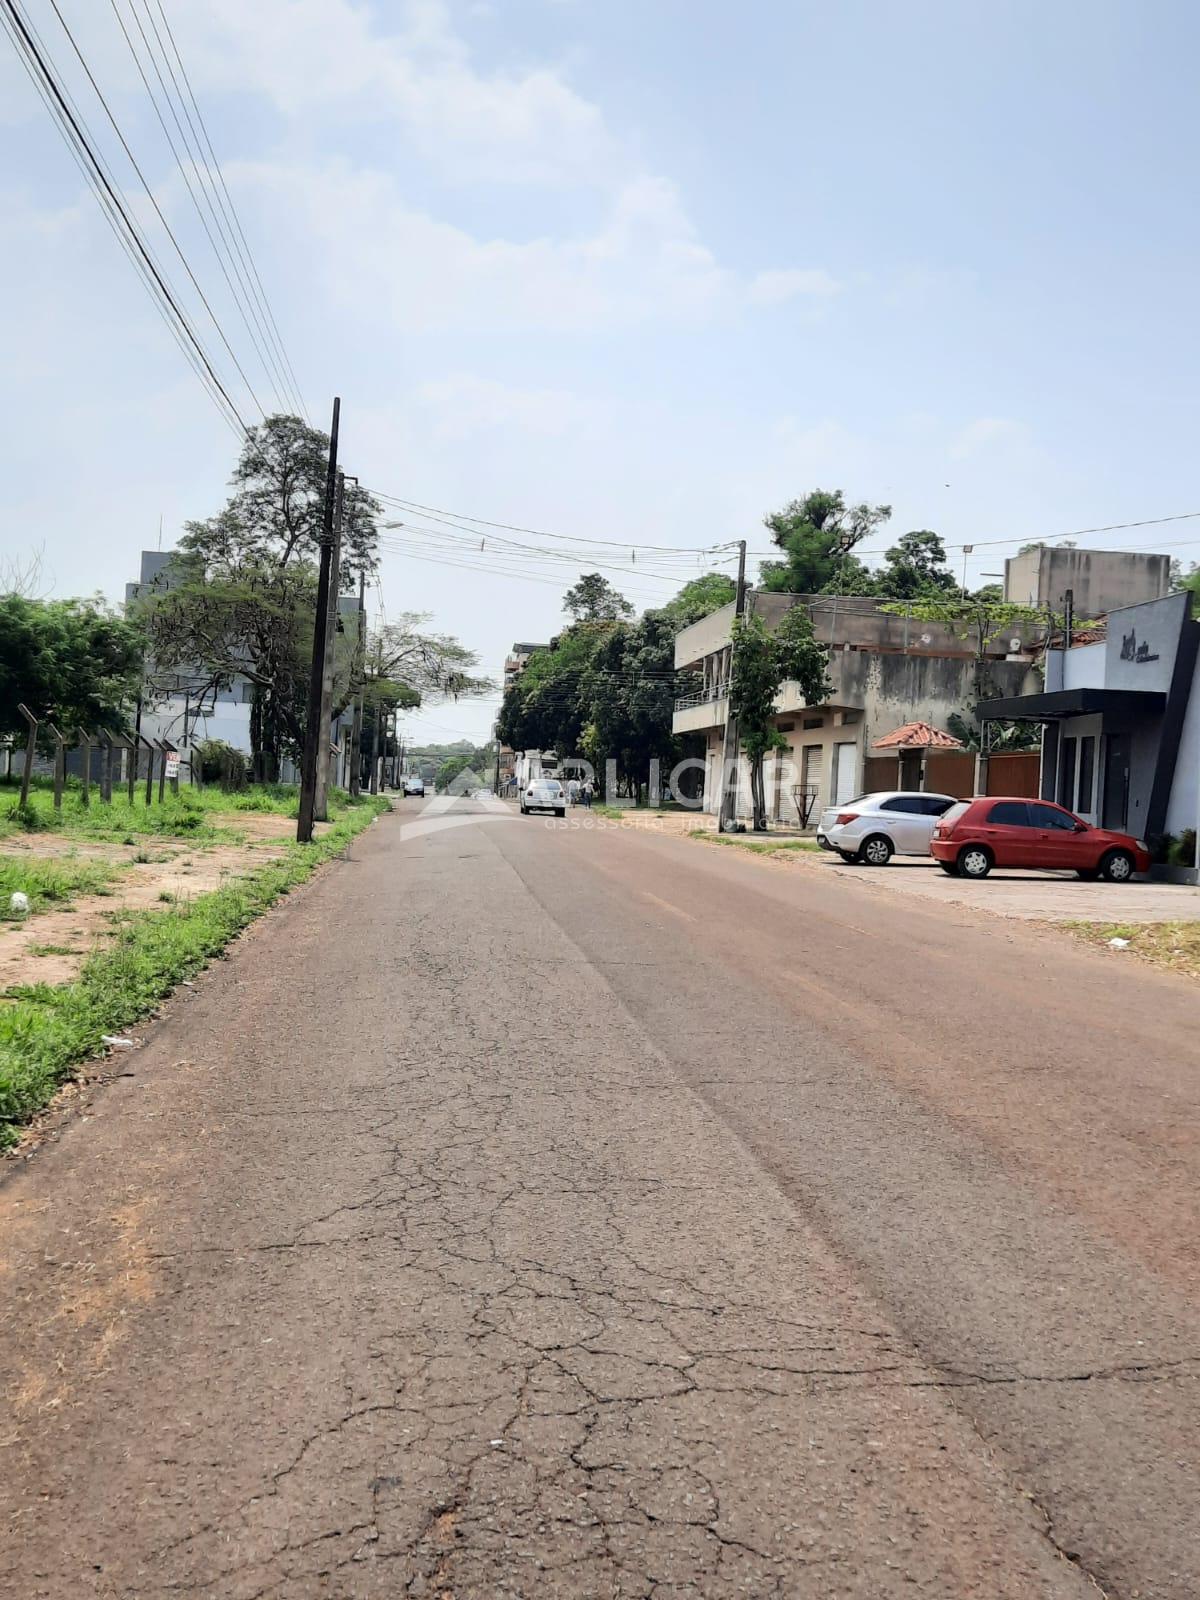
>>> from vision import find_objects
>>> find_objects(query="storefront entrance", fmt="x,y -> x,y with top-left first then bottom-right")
1103,731 -> 1132,830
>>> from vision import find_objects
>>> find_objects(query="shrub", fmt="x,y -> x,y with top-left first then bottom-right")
196,739 -> 248,790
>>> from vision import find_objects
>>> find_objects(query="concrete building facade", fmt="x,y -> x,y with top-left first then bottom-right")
673,594 -> 1042,819
977,589 -> 1200,855
1003,545 -> 1170,617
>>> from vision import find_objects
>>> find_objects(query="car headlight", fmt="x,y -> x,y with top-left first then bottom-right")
1135,840 -> 1147,851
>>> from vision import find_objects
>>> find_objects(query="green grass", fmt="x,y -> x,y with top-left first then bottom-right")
0,776 -> 363,844
0,856 -> 121,918
1066,920 -> 1200,979
28,944 -> 85,958
692,830 -> 820,855
0,793 -> 387,1146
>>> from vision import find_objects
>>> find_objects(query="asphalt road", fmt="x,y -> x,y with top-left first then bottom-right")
2,797 -> 1198,1598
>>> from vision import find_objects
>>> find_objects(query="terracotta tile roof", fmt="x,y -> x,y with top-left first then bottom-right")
872,720 -> 964,751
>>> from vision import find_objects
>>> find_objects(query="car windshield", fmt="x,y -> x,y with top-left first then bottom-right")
530,781 -> 559,793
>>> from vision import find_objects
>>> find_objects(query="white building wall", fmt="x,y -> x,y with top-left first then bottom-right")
1166,654 -> 1200,838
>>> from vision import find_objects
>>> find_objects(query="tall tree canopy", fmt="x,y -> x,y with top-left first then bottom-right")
758,490 -> 891,594
0,595 -> 145,739
872,529 -> 959,599
562,572 -> 634,622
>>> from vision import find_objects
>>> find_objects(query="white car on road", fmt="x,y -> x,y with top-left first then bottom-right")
817,791 -> 957,865
520,778 -> 567,818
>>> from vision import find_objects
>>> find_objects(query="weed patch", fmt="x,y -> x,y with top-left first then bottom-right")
0,796 -> 387,1145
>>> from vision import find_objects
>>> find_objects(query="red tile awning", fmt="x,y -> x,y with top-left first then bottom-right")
872,720 -> 963,751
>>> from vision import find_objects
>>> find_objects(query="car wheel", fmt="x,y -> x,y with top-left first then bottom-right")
958,844 -> 992,880
836,849 -> 857,863
1099,848 -> 1135,883
858,834 -> 893,866
938,861 -> 959,876
555,808 -> 565,818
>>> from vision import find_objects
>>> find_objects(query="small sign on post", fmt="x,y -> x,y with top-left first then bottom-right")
164,751 -> 181,780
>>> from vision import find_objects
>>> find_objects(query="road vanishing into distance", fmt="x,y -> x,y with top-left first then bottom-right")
3,796 -> 1199,1598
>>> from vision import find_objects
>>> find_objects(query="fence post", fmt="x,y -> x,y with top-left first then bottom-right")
16,704 -> 38,809
157,741 -> 168,804
78,729 -> 92,808
99,732 -> 115,804
168,746 -> 179,797
46,722 -> 65,810
145,737 -> 156,806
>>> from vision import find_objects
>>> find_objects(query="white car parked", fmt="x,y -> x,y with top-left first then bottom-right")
817,791 -> 957,865
520,778 -> 567,818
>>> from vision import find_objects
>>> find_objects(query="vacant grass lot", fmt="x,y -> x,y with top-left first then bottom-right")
0,779 -> 387,1146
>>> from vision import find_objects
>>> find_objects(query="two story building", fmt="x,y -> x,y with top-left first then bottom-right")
673,593 -> 1042,820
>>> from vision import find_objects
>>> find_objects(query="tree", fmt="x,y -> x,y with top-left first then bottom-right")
1177,563 -> 1200,618
0,595 -> 145,740
758,489 -> 891,594
562,572 -> 634,622
872,530 -> 958,599
658,571 -> 737,627
134,414 -> 384,779
730,606 -> 830,830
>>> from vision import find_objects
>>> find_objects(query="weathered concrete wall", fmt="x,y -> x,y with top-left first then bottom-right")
1004,547 -> 1171,616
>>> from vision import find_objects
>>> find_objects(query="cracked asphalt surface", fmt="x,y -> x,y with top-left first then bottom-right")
2,797 -> 1198,1597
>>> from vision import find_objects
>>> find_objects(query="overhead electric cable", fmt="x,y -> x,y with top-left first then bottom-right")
1,0 -> 250,437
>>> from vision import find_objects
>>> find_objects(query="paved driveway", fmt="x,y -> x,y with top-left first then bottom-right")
808,849 -> 1199,921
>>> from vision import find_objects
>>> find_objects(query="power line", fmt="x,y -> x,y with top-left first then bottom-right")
106,0 -> 281,417
371,490 -> 737,555
41,0 -> 274,430
1,0 -> 249,437
144,0 -> 309,420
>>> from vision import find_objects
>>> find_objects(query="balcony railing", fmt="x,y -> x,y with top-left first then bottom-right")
674,681 -> 730,713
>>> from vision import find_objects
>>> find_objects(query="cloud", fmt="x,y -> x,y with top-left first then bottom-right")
176,0 -> 615,186
416,374 -> 596,440
230,160 -> 738,332
747,268 -> 842,305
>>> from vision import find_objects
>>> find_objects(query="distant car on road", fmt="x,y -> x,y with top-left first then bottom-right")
402,775 -> 425,797
520,779 -> 566,818
473,787 -> 494,799
930,797 -> 1150,881
819,791 -> 957,865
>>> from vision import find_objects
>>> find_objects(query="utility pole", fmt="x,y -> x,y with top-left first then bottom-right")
717,539 -> 747,832
313,471 -> 345,822
369,633 -> 383,795
297,398 -> 340,843
348,569 -> 366,796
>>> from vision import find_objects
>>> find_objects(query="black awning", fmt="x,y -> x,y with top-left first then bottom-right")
975,687 -> 1167,721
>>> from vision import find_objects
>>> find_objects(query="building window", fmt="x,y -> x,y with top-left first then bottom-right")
1077,735 -> 1096,814
1059,736 -> 1077,810
802,716 -> 823,730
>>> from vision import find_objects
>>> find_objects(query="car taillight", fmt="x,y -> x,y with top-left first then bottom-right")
835,812 -> 858,825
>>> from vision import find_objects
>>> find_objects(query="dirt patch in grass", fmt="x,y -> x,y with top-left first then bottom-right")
1066,920 -> 1200,979
0,832 -> 290,991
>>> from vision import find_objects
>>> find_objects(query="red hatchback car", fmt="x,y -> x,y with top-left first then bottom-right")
930,797 -> 1150,882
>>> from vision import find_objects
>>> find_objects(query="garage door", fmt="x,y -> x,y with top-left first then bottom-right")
832,741 -> 858,805
802,745 -> 823,809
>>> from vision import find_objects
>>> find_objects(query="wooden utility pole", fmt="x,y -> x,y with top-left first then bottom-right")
314,471 -> 345,822
348,569 -> 366,796
297,398 -> 341,843
717,540 -> 747,832
369,642 -> 382,796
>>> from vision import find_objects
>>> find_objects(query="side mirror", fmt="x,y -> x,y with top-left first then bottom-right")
1073,819 -> 1088,833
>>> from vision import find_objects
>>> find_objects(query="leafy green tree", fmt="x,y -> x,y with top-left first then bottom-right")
730,606 -> 830,830
1177,562 -> 1200,617
435,753 -> 476,791
134,415 -> 383,778
0,594 -> 145,739
658,572 -> 737,626
872,530 -> 958,599
562,572 -> 634,622
758,489 -> 891,594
